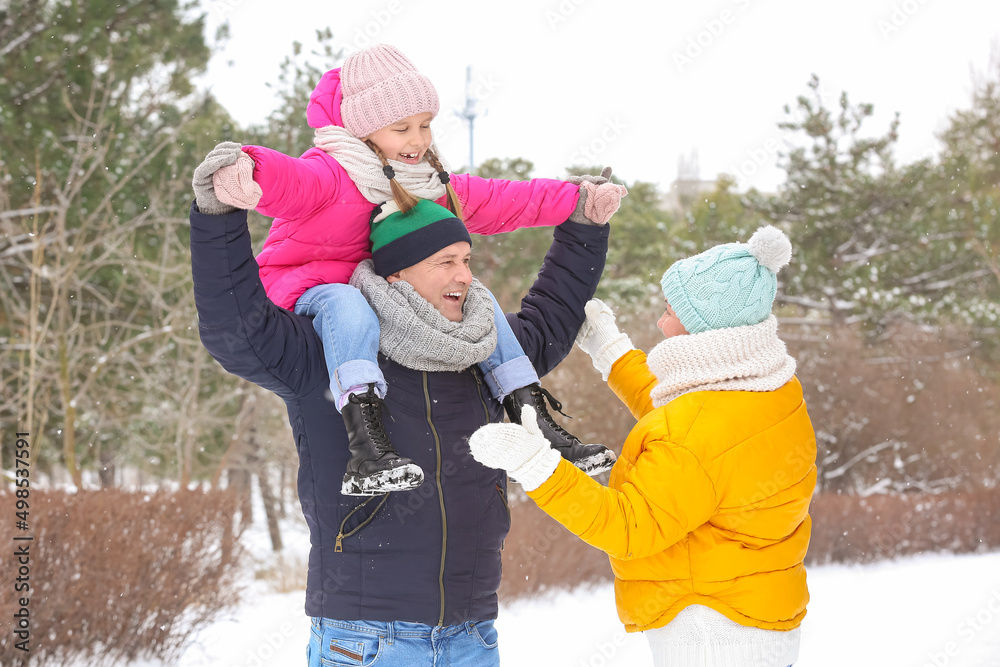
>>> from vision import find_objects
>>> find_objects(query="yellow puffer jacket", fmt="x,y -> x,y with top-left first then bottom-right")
528,349 -> 817,633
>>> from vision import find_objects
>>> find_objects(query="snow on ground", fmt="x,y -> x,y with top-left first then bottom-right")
465,551 -> 1000,667
119,486 -> 1000,666
156,548 -> 1000,666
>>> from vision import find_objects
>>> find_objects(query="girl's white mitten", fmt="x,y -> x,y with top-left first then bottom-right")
575,298 -> 635,380
468,407 -> 562,492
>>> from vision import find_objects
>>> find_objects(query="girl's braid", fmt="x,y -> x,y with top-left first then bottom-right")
425,147 -> 464,221
367,140 -> 419,213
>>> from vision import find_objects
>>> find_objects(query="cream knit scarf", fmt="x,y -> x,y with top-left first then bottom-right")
313,125 -> 449,205
645,316 -> 796,408
350,260 -> 496,372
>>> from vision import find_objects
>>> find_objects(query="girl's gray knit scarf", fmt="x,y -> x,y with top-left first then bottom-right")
645,316 -> 797,408
350,260 -> 497,372
313,125 -> 449,205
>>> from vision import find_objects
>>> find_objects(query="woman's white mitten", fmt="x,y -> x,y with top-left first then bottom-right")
575,298 -> 635,380
468,407 -> 562,492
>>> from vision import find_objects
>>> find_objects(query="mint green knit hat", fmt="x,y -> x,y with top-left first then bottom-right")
660,225 -> 792,334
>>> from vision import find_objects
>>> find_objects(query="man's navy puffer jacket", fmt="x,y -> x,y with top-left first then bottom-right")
190,203 -> 608,625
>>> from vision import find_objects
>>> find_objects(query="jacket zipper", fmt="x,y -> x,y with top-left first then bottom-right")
335,494 -> 389,553
495,484 -> 510,518
475,369 -> 506,550
495,484 -> 510,551
422,371 -> 448,626
471,367 -> 490,423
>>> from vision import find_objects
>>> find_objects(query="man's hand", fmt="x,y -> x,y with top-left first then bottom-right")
575,298 -> 636,380
468,406 -> 562,492
568,167 -> 628,226
191,142 -> 244,215
566,166 -> 613,186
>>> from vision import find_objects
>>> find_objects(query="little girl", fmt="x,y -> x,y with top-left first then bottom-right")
203,44 -> 625,495
470,226 -> 817,667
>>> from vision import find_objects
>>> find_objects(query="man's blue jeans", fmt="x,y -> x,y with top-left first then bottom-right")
307,618 -> 500,666
294,283 -> 537,408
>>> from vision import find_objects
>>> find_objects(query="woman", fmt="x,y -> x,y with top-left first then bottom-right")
470,225 -> 816,667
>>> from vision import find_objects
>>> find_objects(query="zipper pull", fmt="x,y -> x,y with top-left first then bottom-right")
335,533 -> 344,553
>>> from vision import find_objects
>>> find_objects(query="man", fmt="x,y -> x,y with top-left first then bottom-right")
190,158 -> 614,665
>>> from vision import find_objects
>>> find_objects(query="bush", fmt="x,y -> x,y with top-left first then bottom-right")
788,322 -> 1000,495
807,488 -> 1000,565
499,486 -> 1000,603
0,488 -> 244,666
499,492 -> 612,601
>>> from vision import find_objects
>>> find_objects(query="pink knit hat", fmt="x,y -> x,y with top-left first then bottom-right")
340,45 -> 440,139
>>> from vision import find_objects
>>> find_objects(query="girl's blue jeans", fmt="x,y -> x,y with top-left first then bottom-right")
294,283 -> 538,409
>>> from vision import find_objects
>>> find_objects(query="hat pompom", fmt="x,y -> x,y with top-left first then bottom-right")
748,225 -> 791,273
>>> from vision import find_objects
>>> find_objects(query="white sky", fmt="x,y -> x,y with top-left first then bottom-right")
200,0 -> 1000,194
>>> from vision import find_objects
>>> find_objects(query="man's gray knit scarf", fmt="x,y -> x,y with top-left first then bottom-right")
314,125 -> 449,205
350,260 -> 497,372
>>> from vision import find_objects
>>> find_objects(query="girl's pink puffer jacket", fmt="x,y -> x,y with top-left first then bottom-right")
244,67 -> 581,311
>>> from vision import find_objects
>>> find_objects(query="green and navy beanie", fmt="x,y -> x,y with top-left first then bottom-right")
660,225 -> 792,334
370,199 -> 472,278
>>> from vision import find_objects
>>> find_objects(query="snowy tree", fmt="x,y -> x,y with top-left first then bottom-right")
933,57 -> 1000,361
243,27 -> 343,161
761,74 -> 999,340
744,73 -> 1000,493
0,0 -> 246,486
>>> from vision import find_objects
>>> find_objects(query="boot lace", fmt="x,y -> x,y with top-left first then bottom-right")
348,388 -> 395,456
530,386 -> 576,441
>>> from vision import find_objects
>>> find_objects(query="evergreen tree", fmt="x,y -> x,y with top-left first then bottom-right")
762,74 -> 999,340
0,0 -> 243,485
933,57 -> 1000,361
